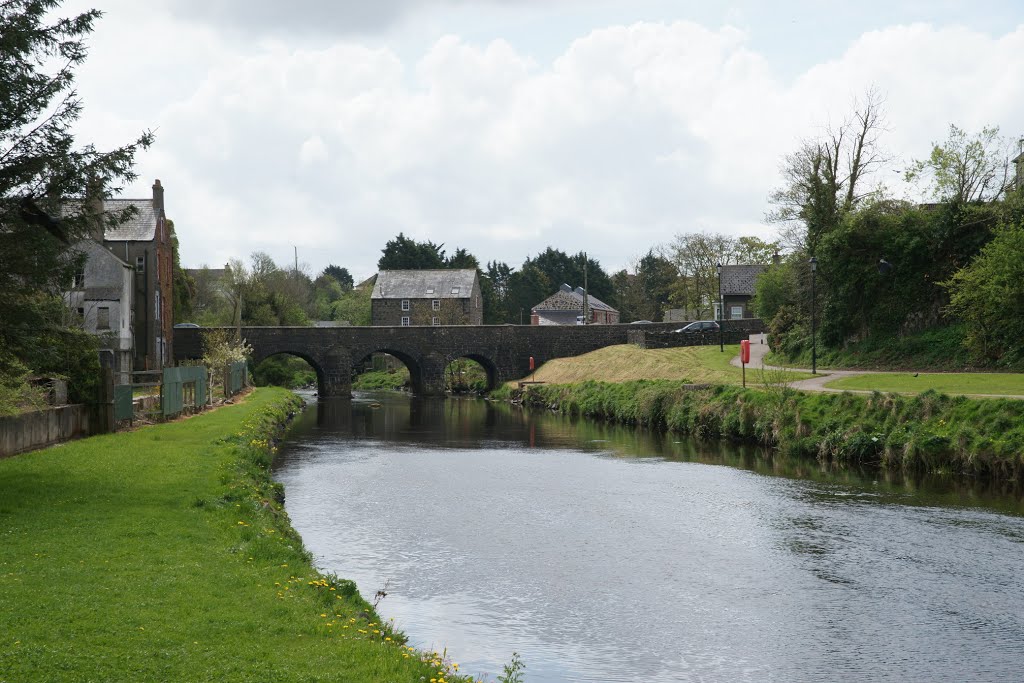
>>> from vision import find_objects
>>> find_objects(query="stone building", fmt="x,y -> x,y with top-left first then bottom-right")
65,180 -> 176,371
64,240 -> 134,384
718,264 -> 767,320
370,269 -> 482,326
531,284 -> 620,325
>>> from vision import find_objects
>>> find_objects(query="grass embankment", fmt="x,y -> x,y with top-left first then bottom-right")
0,388 -> 475,683
517,344 -> 812,386
352,367 -> 410,391
499,381 -> 1024,479
771,325 -> 1024,374
824,372 -> 1024,397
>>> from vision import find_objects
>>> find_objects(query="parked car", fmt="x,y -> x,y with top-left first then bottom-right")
629,320 -> 653,324
173,322 -> 200,328
673,320 -> 719,333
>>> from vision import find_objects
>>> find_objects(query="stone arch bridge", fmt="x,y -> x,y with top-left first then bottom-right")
173,321 -> 763,397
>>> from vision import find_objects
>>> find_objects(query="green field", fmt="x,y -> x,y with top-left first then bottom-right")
824,372 -> 1024,397
0,388 -> 477,682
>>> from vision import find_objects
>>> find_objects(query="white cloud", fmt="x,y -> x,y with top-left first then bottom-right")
67,8 -> 1024,277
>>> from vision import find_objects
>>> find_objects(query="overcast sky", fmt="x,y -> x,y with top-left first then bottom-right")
64,0 -> 1024,280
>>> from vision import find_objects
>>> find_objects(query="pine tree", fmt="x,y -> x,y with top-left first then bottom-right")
0,1 -> 152,393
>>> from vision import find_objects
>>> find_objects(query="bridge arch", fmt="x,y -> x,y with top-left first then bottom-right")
445,352 -> 499,392
352,347 -> 427,395
251,349 -> 327,395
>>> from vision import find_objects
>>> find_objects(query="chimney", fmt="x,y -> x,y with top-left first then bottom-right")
152,179 -> 164,213
86,174 -> 105,243
771,252 -> 781,265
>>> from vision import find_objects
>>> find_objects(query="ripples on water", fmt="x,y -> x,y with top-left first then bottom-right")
273,393 -> 1024,682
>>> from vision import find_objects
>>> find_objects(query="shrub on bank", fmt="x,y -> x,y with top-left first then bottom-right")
505,381 -> 1024,480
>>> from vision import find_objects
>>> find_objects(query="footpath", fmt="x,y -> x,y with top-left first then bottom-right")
731,334 -> 1024,400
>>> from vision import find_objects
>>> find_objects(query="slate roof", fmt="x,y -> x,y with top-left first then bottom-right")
533,286 -> 617,313
721,265 -> 767,296
371,270 -> 478,299
62,199 -> 159,241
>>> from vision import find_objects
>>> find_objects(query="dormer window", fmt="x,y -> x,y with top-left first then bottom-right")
426,288 -> 434,295
451,287 -> 460,294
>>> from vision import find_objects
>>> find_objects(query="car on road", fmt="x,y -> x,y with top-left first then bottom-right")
673,320 -> 719,333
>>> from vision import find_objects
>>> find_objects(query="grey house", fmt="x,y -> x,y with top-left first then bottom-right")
718,265 -> 767,320
531,284 -> 620,325
64,240 -> 134,384
371,270 -> 482,326
65,180 -> 176,370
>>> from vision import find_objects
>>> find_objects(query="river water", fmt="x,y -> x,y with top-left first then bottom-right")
273,392 -> 1024,682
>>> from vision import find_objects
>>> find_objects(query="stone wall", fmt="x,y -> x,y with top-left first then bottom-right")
0,405 -> 93,458
629,319 -> 766,349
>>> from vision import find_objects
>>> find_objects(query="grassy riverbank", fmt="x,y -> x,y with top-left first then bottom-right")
497,381 -> 1024,480
516,344 -> 812,386
0,388 -> 475,682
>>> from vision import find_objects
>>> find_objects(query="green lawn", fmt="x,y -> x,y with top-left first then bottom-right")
824,372 -> 1024,396
0,388 -> 475,682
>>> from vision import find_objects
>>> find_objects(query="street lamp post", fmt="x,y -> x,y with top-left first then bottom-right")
716,263 -> 724,352
809,257 -> 817,375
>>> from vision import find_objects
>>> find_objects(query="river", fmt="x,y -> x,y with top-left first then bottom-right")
273,391 -> 1024,682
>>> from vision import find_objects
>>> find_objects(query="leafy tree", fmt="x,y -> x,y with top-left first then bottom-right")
505,263 -> 551,324
944,221 -> 1024,363
524,247 -> 614,304
330,287 -> 371,325
734,236 -> 780,265
378,232 -> 446,270
322,265 -> 353,290
906,124 -> 1014,204
446,247 -> 479,270
767,87 -> 888,255
0,1 -> 151,396
169,220 -> 194,322
666,232 -> 736,319
481,260 -> 513,324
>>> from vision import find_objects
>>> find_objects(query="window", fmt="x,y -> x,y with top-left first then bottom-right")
730,306 -> 743,319
401,299 -> 410,311
97,307 -> 110,329
401,316 -> 410,326
451,287 -> 460,294
432,317 -> 440,326
136,256 -> 145,273
432,299 -> 440,311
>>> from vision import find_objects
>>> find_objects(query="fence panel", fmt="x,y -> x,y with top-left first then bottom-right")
162,366 -> 208,419
226,361 -> 247,397
113,385 -> 134,422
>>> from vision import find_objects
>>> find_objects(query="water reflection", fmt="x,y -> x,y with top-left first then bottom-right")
275,391 -> 1024,683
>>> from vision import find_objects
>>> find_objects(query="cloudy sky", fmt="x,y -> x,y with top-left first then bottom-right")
63,0 -> 1024,279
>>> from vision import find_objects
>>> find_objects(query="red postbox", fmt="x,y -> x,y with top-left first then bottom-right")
529,356 -> 535,371
740,340 -> 751,365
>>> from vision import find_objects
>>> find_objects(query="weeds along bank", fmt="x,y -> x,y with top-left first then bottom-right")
0,387 -> 478,683
494,381 -> 1024,480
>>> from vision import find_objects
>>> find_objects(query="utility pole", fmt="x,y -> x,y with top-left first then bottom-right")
583,252 -> 589,325
294,246 -> 298,276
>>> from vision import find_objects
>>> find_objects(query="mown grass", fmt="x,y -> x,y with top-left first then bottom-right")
507,381 -> 1024,480
825,372 -> 1024,396
513,344 -> 812,386
0,388 -> 476,683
